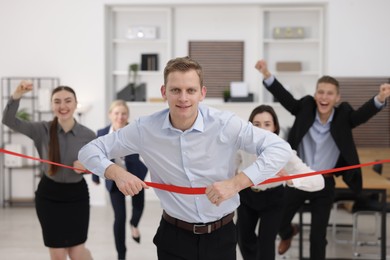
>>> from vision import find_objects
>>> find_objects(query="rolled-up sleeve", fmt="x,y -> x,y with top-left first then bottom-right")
239,124 -> 292,186
78,137 -> 114,179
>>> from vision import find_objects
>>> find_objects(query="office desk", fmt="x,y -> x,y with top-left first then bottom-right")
335,171 -> 390,260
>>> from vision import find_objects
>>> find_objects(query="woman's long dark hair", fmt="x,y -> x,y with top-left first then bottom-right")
48,86 -> 77,175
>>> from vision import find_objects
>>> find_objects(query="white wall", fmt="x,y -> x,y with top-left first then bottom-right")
0,0 -> 106,132
1,0 -> 389,205
174,5 -> 262,98
327,0 -> 390,76
1,0 -> 389,132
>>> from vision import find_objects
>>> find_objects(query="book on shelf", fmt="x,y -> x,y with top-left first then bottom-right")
141,54 -> 158,71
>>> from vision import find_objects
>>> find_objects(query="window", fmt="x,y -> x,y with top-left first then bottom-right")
188,41 -> 244,98
336,77 -> 390,147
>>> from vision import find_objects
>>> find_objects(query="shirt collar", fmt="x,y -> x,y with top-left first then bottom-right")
57,120 -> 79,135
109,125 -> 115,134
162,108 -> 204,132
315,108 -> 335,125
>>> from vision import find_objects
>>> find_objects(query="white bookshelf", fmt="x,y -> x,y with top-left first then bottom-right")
260,6 -> 324,102
105,6 -> 172,105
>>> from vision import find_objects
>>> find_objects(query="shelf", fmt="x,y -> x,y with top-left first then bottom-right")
113,70 -> 161,76
111,6 -> 170,13
4,164 -> 39,169
6,197 -> 35,207
275,71 -> 321,76
1,77 -> 59,207
112,38 -> 169,44
1,95 -> 37,100
261,5 -> 324,103
106,5 -> 172,104
264,38 -> 320,44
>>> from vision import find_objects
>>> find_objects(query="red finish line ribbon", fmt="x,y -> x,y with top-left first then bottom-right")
1,148 -> 389,195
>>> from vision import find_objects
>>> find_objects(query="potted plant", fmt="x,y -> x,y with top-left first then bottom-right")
128,63 -> 139,86
223,89 -> 231,102
16,108 -> 31,121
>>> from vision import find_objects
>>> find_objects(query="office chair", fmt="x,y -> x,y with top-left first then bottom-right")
350,162 -> 389,258
298,200 -> 311,260
331,162 -> 385,244
351,197 -> 390,258
331,189 -> 358,244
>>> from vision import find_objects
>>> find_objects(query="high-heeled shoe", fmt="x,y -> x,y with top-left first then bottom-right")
132,235 -> 140,243
131,225 -> 141,244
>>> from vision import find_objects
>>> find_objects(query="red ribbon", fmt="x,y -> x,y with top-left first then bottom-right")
1,148 -> 389,195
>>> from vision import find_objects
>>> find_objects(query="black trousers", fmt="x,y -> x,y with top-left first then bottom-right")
237,185 -> 284,260
153,216 -> 237,260
278,177 -> 335,260
110,183 -> 145,259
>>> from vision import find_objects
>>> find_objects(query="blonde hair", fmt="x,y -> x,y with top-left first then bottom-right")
109,99 -> 129,114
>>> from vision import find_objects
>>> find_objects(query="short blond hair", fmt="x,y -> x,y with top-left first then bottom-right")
109,99 -> 129,114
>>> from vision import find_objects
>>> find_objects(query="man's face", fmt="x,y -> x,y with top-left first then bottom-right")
161,70 -> 206,130
314,82 -> 340,118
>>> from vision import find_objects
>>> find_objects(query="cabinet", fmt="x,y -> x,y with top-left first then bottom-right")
260,6 -> 324,103
105,6 -> 173,106
1,77 -> 59,206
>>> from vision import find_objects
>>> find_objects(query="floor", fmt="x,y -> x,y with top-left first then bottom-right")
0,200 -> 389,260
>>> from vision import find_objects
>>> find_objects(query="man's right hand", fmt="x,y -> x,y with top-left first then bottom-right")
255,59 -> 272,79
105,164 -> 149,196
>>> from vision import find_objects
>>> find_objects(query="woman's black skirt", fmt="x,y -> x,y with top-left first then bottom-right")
35,175 -> 90,248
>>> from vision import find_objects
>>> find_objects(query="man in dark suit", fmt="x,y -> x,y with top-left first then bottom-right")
255,59 -> 390,260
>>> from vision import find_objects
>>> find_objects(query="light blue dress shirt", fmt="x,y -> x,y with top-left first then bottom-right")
297,111 -> 340,171
79,105 -> 291,223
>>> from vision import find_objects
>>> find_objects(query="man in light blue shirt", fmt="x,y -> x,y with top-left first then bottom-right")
79,56 -> 292,260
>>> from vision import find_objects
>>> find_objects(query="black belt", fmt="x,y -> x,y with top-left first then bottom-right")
162,211 -> 234,234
